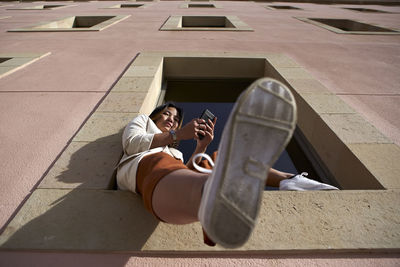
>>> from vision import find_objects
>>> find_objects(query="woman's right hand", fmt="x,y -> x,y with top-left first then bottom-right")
176,118 -> 206,141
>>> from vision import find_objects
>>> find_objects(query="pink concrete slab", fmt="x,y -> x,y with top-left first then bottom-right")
0,1 -> 399,261
290,43 -> 400,95
0,45 -> 134,93
339,95 -> 400,145
0,92 -> 103,228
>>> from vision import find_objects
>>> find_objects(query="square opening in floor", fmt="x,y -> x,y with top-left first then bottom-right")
267,5 -> 302,10
8,15 -> 129,32
189,4 -> 215,8
296,17 -> 400,34
182,16 -> 233,28
160,15 -> 253,31
342,7 -> 389,13
120,4 -> 144,8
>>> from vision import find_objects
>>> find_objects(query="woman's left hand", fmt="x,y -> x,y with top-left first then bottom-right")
196,117 -> 217,148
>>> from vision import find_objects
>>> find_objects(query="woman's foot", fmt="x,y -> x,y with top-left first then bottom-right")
198,78 -> 297,248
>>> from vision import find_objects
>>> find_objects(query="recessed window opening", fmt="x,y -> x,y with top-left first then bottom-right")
310,18 -> 397,32
268,5 -> 302,10
182,16 -> 234,28
71,16 -> 114,28
0,58 -> 12,64
160,57 -> 337,188
7,4 -> 68,10
120,4 -> 144,8
43,5 -> 64,9
160,15 -> 252,31
342,7 -> 389,13
8,15 -> 129,32
188,3 -> 215,8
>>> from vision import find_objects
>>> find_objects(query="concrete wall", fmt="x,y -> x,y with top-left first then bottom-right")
0,1 -> 399,265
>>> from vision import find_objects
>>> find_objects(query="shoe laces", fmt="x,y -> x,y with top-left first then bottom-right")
299,172 -> 308,177
192,153 -> 214,174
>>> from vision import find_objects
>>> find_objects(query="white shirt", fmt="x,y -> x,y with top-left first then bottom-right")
116,114 -> 183,193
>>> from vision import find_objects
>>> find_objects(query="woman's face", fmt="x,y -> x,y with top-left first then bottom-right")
155,107 -> 180,132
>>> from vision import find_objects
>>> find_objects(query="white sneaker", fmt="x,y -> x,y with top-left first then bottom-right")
198,78 -> 297,248
279,172 -> 339,191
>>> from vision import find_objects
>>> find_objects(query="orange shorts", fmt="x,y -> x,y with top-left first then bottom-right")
136,151 -> 218,218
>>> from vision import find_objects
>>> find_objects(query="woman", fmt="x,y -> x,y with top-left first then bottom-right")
116,78 -> 337,248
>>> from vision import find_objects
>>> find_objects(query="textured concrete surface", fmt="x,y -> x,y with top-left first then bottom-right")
38,141 -> 122,189
1,189 -> 399,252
1,1 -> 399,265
2,50 -> 399,253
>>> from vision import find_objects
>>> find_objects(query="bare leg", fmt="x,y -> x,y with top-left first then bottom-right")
266,168 -> 293,187
152,169 -> 208,224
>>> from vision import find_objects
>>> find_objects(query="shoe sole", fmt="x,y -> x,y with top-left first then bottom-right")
198,78 -> 297,248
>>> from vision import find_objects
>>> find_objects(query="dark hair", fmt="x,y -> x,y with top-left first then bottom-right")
149,102 -> 184,129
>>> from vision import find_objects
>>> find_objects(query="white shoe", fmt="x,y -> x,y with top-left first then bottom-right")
198,78 -> 297,248
279,172 -> 339,191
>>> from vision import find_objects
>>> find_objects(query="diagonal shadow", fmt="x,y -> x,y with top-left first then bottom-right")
0,132 -> 159,255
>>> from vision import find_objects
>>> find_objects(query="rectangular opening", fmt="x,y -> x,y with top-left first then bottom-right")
9,15 -> 129,32
0,58 -> 12,64
161,57 -> 338,188
161,15 -> 252,31
309,18 -> 396,32
182,16 -> 234,28
188,4 -> 215,8
343,7 -> 389,13
72,16 -> 115,28
120,4 -> 143,8
43,5 -> 64,9
268,5 -> 302,10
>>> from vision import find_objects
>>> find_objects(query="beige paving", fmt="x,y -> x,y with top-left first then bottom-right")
112,77 -> 155,92
72,112 -> 136,143
0,53 -> 50,79
38,141 -> 122,190
97,92 -> 148,113
0,189 -> 399,252
348,143 -> 400,189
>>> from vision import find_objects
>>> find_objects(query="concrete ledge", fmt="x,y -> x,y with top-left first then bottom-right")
0,53 -> 51,79
180,3 -> 222,8
160,15 -> 253,31
0,189 -> 399,252
102,3 -> 149,9
38,140 -> 122,190
73,112 -> 136,143
7,4 -> 75,10
2,51 -> 399,253
8,15 -> 130,32
295,17 -> 400,35
97,92 -> 148,113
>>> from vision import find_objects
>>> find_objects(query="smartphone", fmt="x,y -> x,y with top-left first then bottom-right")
198,109 -> 216,140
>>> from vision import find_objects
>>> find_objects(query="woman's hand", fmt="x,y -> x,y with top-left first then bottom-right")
185,117 -> 217,169
176,117 -> 217,145
176,118 -> 204,141
196,117 -> 217,149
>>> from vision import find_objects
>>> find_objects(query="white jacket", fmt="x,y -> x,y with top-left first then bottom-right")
116,114 -> 183,193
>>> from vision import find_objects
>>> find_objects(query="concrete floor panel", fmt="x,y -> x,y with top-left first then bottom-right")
0,1 -> 399,263
38,141 -> 122,190
1,189 -> 399,252
0,92 -> 103,228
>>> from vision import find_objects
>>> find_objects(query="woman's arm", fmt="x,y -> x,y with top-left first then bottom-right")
123,115 -> 155,155
150,118 -> 208,149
